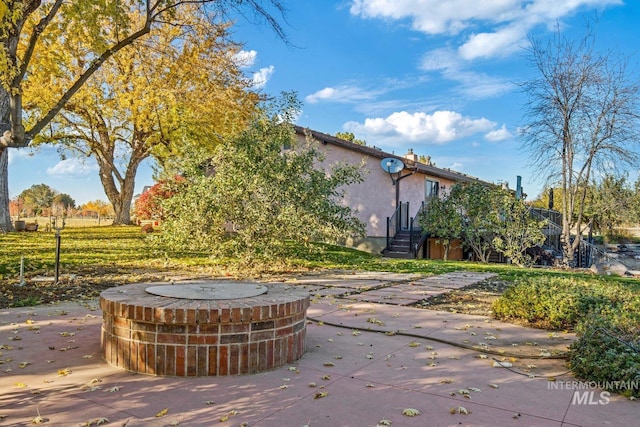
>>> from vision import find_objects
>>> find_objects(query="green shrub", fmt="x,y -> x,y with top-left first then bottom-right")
569,314 -> 640,398
493,276 -> 640,397
491,276 -> 637,330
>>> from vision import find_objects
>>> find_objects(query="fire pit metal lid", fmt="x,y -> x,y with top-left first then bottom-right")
145,281 -> 268,300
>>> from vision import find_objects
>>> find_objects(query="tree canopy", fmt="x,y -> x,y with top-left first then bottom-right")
520,24 -> 640,265
157,94 -> 366,263
0,0 -> 288,230
25,7 -> 259,224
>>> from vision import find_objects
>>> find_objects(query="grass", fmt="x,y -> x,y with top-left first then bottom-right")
1,225 -> 640,306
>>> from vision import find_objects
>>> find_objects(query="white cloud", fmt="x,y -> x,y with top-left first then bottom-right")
47,158 -> 97,178
420,48 -> 514,99
234,50 -> 257,67
458,24 -> 526,60
344,110 -> 495,145
350,0 -> 622,60
305,84 -> 386,104
350,0 -> 522,35
485,124 -> 513,141
252,65 -> 274,89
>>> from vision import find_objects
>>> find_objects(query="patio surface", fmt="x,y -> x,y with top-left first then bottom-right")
0,271 -> 636,426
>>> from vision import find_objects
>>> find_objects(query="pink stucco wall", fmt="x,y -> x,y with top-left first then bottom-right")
295,132 -> 458,249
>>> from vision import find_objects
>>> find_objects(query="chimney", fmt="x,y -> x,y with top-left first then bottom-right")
405,148 -> 418,162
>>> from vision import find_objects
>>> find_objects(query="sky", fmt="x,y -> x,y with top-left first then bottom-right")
7,0 -> 640,205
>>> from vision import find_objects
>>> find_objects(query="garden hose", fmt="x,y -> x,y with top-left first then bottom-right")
307,316 -> 569,360
307,316 -> 574,380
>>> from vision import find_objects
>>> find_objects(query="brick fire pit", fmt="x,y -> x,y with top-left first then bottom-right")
100,281 -> 309,376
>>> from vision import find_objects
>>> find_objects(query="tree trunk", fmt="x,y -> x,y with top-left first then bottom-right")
99,157 -> 142,225
0,86 -> 12,231
0,147 -> 11,231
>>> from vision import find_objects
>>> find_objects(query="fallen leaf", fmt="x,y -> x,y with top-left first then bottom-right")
308,382 -> 317,387
408,341 -> 420,347
32,407 -> 48,424
32,415 -> 48,424
314,391 -> 328,399
367,317 -> 385,326
488,383 -> 500,389
57,368 -> 72,376
377,418 -> 392,426
449,406 -> 469,415
402,408 -> 420,417
155,408 -> 169,418
492,361 -> 512,368
439,379 -> 455,384
352,330 -> 361,336
107,386 -> 121,392
205,401 -> 215,405
15,382 -> 28,388
19,362 -> 31,368
323,361 -> 335,367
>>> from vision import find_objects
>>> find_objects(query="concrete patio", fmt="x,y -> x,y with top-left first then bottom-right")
0,271 -> 636,426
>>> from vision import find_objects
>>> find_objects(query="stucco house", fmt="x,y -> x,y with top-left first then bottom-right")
295,126 -> 499,258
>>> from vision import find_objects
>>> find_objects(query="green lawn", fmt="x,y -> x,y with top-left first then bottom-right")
3,225 -> 640,285
1,225 -> 638,310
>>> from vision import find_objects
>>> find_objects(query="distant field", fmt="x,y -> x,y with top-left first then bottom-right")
12,216 -> 113,229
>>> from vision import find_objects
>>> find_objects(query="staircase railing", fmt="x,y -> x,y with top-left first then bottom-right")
386,203 -> 402,251
409,201 -> 425,258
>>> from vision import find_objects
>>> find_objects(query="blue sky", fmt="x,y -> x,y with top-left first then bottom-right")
8,0 -> 638,205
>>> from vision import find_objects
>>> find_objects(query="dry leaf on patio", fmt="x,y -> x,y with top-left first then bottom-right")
367,317 -> 385,326
449,406 -> 469,415
107,386 -> 121,392
15,382 -> 28,388
492,361 -> 512,368
32,408 -> 48,424
32,415 -> 48,424
439,378 -> 454,384
155,408 -> 169,417
488,383 -> 500,389
219,410 -> 238,422
323,362 -> 335,367
19,362 -> 31,368
408,341 -> 420,347
352,330 -> 361,336
377,418 -> 392,426
314,391 -> 328,399
57,368 -> 72,376
402,408 -> 420,417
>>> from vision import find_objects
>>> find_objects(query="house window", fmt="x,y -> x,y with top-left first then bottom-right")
425,179 -> 439,199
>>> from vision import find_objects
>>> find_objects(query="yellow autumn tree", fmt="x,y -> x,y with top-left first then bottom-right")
0,0 -> 287,230
24,7 -> 258,224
